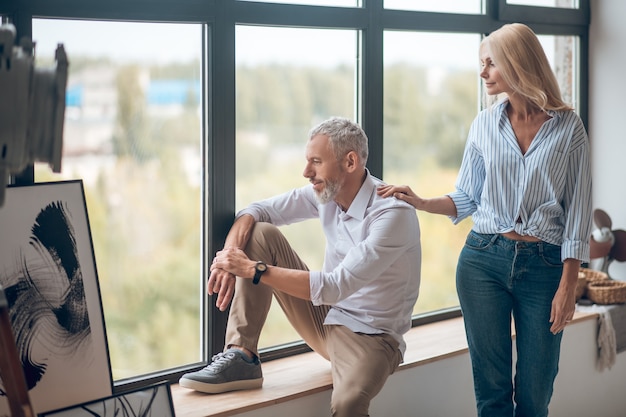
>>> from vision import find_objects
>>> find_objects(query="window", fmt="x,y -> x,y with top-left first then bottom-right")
380,30 -> 580,316
507,0 -> 579,8
32,19 -> 204,381
235,25 -> 357,349
384,0 -> 485,14
242,0 -> 358,6
498,0 -> 589,25
537,34 -> 580,110
2,0 -> 588,388
383,31 -> 480,314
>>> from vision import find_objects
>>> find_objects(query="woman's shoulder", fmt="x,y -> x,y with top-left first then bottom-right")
550,109 -> 586,132
548,109 -> 589,148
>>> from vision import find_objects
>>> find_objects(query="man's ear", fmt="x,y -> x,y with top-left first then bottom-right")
344,151 -> 358,172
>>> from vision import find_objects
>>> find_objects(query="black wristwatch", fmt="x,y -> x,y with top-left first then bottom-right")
252,261 -> 267,285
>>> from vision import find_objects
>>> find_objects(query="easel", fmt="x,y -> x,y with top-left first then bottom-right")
0,285 -> 34,417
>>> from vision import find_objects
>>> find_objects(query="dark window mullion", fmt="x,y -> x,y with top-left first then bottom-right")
207,0 -> 236,361
361,0 -> 383,178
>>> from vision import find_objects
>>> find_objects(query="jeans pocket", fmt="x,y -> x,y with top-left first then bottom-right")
539,243 -> 562,267
464,232 -> 495,251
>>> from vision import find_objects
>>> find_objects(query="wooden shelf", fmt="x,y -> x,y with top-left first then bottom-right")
171,312 -> 597,417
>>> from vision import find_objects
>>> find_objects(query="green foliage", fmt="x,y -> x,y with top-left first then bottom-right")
236,64 -> 354,137
41,56 -> 479,376
149,60 -> 201,80
89,155 -> 202,379
112,65 -> 153,160
383,64 -> 477,170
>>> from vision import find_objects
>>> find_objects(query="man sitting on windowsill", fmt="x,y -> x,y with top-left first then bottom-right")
179,117 -> 422,417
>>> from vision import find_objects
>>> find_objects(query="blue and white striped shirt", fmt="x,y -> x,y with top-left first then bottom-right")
448,99 -> 592,262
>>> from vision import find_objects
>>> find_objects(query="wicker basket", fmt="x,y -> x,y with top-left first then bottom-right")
579,267 -> 609,283
586,280 -> 626,305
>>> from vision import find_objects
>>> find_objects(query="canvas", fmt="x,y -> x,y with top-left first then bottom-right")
0,180 -> 112,416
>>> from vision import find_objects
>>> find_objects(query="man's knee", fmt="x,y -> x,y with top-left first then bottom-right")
246,222 -> 281,255
250,222 -> 280,240
331,386 -> 371,417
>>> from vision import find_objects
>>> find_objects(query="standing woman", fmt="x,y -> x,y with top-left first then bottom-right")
378,23 -> 592,417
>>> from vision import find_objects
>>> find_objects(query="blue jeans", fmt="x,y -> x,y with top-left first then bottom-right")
457,231 -> 564,417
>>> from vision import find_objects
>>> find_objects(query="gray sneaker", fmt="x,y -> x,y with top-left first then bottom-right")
179,348 -> 263,394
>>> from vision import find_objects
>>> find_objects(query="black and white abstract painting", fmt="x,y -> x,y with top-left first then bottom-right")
40,383 -> 174,417
0,180 -> 112,416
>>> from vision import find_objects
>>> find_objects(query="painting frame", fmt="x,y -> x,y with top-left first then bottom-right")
39,382 -> 175,417
0,180 -> 112,416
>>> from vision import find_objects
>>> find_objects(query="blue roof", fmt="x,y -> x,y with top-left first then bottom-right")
146,80 -> 201,105
66,85 -> 83,107
65,79 -> 201,107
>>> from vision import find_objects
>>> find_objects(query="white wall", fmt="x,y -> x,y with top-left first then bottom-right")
233,318 -> 626,417
589,0 -> 626,280
550,318 -> 626,417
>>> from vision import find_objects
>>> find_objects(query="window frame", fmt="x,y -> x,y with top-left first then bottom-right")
0,0 -> 590,393
499,0 -> 590,26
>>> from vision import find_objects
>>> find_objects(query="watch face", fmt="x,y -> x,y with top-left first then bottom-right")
256,262 -> 267,272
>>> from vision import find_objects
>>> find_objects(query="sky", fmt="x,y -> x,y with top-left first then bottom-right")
31,0 -> 561,69
31,19 -> 479,70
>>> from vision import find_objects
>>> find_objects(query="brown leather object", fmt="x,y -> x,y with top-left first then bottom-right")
0,286 -> 34,417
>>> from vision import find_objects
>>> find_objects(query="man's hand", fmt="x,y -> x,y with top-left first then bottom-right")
208,248 -> 258,311
207,214 -> 257,311
212,247 -> 255,278
207,263 -> 236,311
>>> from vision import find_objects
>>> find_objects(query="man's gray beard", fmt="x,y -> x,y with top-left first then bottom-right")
315,180 -> 340,204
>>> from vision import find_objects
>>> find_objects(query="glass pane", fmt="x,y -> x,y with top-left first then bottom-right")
236,25 -> 356,349
242,0 -> 358,6
537,35 -> 579,110
383,31 -> 480,315
385,0 -> 484,14
507,0 -> 579,8
33,19 -> 203,380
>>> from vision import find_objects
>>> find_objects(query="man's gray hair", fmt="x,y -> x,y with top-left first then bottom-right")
309,117 -> 369,167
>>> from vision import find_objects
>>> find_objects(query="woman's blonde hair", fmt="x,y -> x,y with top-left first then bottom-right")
481,23 -> 572,111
